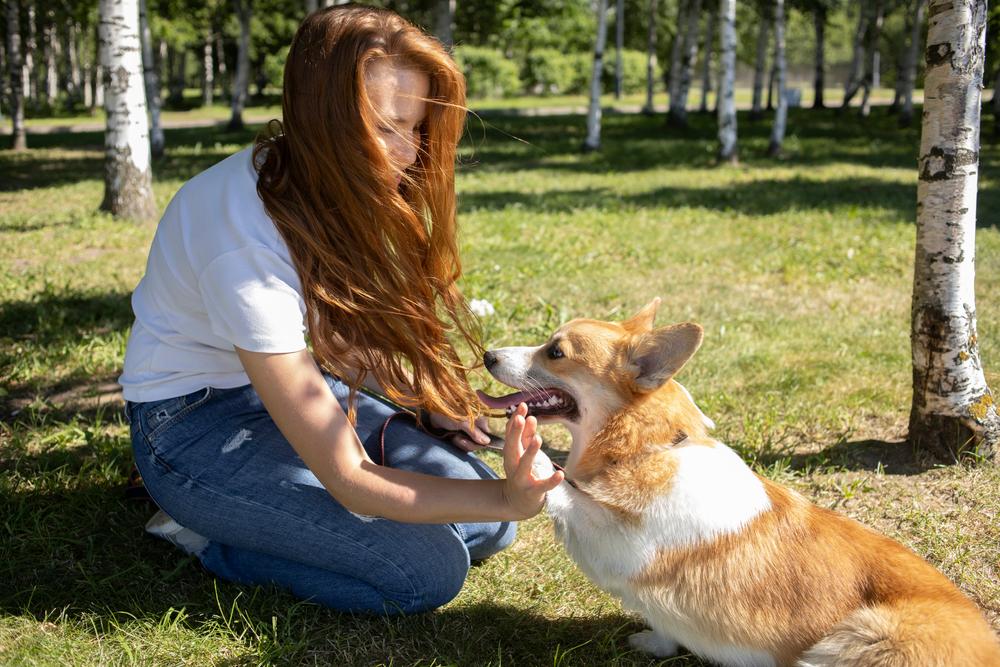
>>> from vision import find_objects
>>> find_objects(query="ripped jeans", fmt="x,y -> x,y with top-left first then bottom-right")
125,376 -> 515,615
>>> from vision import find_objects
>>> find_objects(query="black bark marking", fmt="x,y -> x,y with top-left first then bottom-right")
919,146 -> 978,181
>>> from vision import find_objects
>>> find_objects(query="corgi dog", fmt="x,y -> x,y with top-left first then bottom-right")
478,299 -> 1000,667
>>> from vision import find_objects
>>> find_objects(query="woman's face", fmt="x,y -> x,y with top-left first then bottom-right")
364,58 -> 429,189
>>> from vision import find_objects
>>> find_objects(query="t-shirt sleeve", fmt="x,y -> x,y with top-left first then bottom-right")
198,246 -> 307,353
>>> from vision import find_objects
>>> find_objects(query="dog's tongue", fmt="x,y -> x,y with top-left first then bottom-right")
477,389 -> 538,410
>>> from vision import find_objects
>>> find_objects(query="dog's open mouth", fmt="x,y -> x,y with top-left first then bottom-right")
476,388 -> 579,420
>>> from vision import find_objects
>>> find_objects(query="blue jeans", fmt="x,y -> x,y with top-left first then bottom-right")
125,377 -> 515,615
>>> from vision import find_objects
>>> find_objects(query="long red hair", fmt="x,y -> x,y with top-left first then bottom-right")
253,4 -> 482,423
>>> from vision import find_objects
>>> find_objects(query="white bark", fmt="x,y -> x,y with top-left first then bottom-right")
228,0 -> 251,130
768,0 -> 786,155
699,9 -> 715,113
99,0 -> 156,221
842,1 -> 868,109
94,63 -> 104,107
6,0 -> 26,149
138,0 -> 163,157
642,0 -> 658,114
202,36 -> 213,105
615,0 -> 624,99
750,8 -> 768,119
43,9 -> 55,106
900,0 -> 926,126
859,1 -> 884,117
584,0 -> 609,151
22,1 -> 33,104
911,0 -> 998,460
68,22 -> 82,100
434,0 -> 454,49
717,0 -> 737,163
670,0 -> 701,126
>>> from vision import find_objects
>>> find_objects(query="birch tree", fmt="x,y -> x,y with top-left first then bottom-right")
43,8 -> 55,107
750,4 -> 769,120
23,1 -> 34,107
583,0 -> 610,151
6,0 -> 26,150
666,0 -> 688,120
910,0 -> 998,461
669,0 -> 702,127
841,1 -> 869,109
138,0 -> 163,158
858,0 -> 884,117
98,0 -> 155,221
717,0 -> 737,164
615,0 -> 624,99
699,8 -> 715,113
767,0 -> 787,156
898,0 -> 926,127
202,35 -> 213,105
811,0 -> 827,108
227,0 -> 251,131
642,0 -> 658,114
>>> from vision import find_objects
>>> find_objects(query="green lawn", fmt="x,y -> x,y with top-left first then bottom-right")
1,107 -> 998,665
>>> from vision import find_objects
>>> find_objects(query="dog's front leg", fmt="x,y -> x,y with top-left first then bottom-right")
628,629 -> 680,657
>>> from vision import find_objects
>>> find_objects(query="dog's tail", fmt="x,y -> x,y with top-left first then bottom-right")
797,598 -> 1000,667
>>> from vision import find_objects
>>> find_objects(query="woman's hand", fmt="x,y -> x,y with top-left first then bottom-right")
427,411 -> 493,451
501,403 -> 564,519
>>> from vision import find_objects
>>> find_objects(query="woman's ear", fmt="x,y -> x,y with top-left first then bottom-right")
627,322 -> 703,392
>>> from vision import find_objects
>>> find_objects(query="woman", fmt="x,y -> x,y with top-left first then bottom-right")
119,5 -> 562,615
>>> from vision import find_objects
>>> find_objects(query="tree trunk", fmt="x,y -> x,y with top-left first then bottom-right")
68,22 -> 82,103
98,0 -> 156,221
910,0 -> 998,462
750,7 -> 769,120
812,5 -> 825,109
669,0 -> 701,127
6,0 -> 26,150
842,1 -> 869,110
699,9 -> 715,113
202,35 -> 213,106
83,66 -> 92,107
228,0 -> 251,131
22,1 -> 34,106
615,0 -> 624,99
899,0 -> 926,127
717,0 -> 737,164
434,0 -> 454,49
214,33 -> 226,98
642,0 -> 658,114
43,9 -> 56,107
666,0 -> 688,119
859,1 -> 883,117
767,0 -> 786,156
583,0 -> 609,151
138,0 -> 163,157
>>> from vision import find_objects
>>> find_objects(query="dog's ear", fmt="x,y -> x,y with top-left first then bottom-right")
627,322 -> 703,392
621,297 -> 661,334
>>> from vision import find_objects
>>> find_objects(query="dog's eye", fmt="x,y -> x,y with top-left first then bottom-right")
547,345 -> 564,360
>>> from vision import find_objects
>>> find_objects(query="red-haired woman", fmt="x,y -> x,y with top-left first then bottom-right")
119,4 -> 562,614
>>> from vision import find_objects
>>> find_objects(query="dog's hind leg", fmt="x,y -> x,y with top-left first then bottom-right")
628,628 -> 679,657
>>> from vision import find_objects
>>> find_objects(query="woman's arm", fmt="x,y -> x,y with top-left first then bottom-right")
236,347 -> 562,523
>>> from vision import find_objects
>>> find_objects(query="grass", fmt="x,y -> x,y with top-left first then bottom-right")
2,105 -> 999,665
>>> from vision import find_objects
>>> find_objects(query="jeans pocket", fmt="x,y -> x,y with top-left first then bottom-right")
144,387 -> 215,441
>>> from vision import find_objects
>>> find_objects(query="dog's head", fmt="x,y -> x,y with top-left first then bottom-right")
479,299 -> 705,459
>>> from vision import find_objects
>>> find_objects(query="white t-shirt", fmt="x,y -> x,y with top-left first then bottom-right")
119,146 -> 307,402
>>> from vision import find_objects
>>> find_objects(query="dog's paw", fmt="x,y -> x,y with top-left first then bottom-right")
531,449 -> 555,479
628,629 -> 679,658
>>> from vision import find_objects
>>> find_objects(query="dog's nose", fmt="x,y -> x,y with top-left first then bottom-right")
483,350 -> 498,369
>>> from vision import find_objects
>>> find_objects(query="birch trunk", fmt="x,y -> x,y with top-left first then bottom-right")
699,9 -> 715,113
812,4 -> 825,109
767,0 -> 786,156
841,1 -> 868,109
99,0 -> 155,221
615,0 -> 624,99
750,9 -> 768,120
434,0 -> 454,49
227,0 -> 251,131
202,36 -> 213,105
138,0 -> 163,157
670,0 -> 701,127
583,0 -> 609,151
859,1 -> 883,117
94,63 -> 104,107
22,1 -> 34,105
642,0 -> 658,114
910,0 -> 998,461
899,0 -> 926,127
68,22 -> 82,102
666,0 -> 688,118
6,0 -> 26,150
43,10 -> 56,106
717,0 -> 737,164
84,66 -> 92,107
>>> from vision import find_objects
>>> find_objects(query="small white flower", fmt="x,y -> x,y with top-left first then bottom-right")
469,298 -> 496,317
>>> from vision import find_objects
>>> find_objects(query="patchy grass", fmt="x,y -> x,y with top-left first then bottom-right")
2,106 -> 999,665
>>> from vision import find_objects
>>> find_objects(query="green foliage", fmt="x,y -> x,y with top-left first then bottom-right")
601,49 -> 654,95
453,47 -> 522,98
521,50 -> 590,96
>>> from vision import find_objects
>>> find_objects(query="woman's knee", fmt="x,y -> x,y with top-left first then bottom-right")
386,532 -> 470,614
459,519 -> 517,562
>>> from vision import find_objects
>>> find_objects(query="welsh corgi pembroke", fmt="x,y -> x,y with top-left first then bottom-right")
479,299 -> 1000,667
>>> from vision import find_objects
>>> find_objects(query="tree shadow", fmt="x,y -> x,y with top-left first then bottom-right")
773,437 -> 940,475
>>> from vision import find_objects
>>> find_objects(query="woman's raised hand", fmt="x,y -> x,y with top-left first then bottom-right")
501,403 -> 564,519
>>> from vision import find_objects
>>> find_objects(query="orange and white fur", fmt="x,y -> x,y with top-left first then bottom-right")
479,299 -> 1000,667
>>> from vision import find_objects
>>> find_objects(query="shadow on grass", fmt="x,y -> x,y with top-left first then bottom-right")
764,437 -> 940,475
